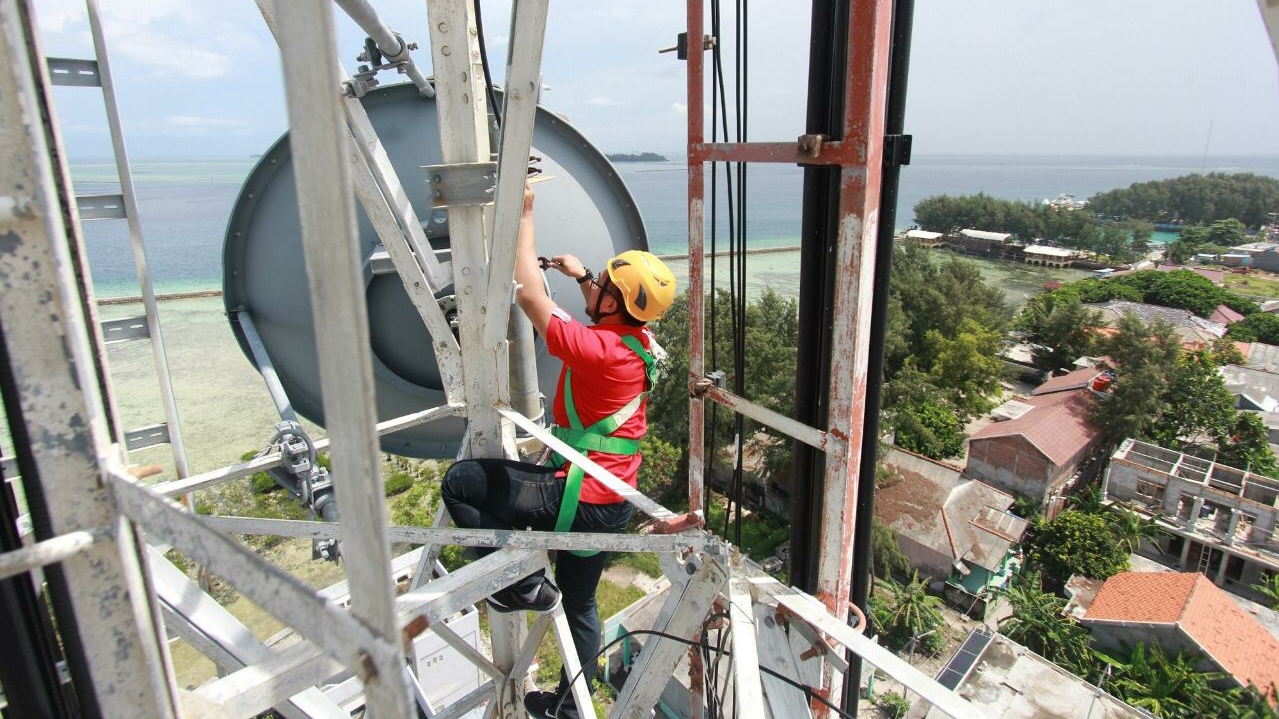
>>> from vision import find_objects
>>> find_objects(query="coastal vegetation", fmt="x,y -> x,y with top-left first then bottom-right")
605,151 -> 667,162
1087,173 -> 1279,228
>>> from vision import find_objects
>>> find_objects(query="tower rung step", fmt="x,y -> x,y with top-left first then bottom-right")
76,193 -> 126,220
1,456 -> 16,479
46,57 -> 101,87
101,316 -> 150,343
125,423 -> 171,451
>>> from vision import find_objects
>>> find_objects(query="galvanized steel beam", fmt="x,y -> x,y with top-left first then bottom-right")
271,2 -> 411,713
0,2 -> 176,714
198,515 -> 720,554
151,401 -> 465,497
754,580 -> 982,719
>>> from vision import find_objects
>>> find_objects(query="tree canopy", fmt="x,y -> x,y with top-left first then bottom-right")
1226,312 -> 1279,344
1090,313 -> 1183,446
1027,510 -> 1130,586
1086,172 -> 1279,228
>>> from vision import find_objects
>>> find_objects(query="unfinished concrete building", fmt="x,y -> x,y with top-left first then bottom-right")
1103,439 -> 1279,602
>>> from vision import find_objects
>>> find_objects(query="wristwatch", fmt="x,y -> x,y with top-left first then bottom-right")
576,269 -> 594,284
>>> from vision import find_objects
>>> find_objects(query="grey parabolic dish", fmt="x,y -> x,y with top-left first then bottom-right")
223,83 -> 648,458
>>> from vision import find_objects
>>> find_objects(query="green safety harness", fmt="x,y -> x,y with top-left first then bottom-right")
548,333 -> 655,557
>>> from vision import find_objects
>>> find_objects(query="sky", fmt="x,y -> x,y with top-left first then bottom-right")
33,0 -> 1279,160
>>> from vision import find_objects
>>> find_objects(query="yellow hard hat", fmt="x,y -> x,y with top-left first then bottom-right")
604,250 -> 677,322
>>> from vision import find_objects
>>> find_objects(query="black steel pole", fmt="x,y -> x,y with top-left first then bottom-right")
790,0 -> 849,594
842,0 -> 916,713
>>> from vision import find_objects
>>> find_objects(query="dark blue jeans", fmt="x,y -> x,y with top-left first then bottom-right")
441,458 -> 634,718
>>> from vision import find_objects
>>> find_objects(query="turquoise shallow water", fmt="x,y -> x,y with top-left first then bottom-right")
54,154 -> 1276,477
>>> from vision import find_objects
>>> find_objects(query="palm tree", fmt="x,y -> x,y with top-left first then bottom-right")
1107,505 -> 1166,554
1253,572 -> 1279,611
881,571 -> 944,653
998,571 -> 1094,677
1106,643 -> 1231,718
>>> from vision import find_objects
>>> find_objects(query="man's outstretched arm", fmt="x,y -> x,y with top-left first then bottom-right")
514,182 -> 554,336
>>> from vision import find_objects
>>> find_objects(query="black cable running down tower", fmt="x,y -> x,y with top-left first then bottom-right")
842,0 -> 916,712
789,0 -> 849,595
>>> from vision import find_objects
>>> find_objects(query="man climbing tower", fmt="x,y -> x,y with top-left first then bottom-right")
441,181 -> 677,719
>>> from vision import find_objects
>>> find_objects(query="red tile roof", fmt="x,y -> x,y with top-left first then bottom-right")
1032,367 -> 1103,396
1210,304 -> 1246,325
1083,572 -> 1279,696
1153,263 -> 1225,286
969,389 -> 1099,466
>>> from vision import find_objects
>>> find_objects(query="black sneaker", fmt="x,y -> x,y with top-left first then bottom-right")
486,581 -> 561,614
524,690 -> 567,719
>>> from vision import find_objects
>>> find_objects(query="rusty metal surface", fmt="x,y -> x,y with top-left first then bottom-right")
689,140 -> 863,166
686,0 -> 707,522
813,0 -> 894,623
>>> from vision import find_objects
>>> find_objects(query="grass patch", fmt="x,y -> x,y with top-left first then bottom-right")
1225,272 -> 1279,299
608,551 -> 662,579
705,493 -> 788,561
383,471 -> 414,497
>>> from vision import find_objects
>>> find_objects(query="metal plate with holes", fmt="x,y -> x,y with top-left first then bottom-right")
223,83 -> 647,458
76,193 -> 127,220
101,316 -> 150,343
124,423 -> 171,452
46,57 -> 101,87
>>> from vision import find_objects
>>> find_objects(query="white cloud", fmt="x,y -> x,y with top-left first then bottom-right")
164,115 -> 252,136
672,103 -> 687,116
587,97 -> 627,107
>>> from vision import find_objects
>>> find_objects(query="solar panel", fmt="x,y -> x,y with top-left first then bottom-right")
935,627 -> 993,690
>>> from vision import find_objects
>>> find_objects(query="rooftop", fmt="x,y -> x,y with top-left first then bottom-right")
1023,244 -> 1073,257
1032,366 -> 1104,396
923,633 -> 1146,719
1246,342 -> 1279,373
1082,572 -> 1279,696
960,229 -> 1012,242
1209,304 -> 1245,325
1086,299 -> 1227,342
969,389 -> 1099,467
905,229 -> 944,240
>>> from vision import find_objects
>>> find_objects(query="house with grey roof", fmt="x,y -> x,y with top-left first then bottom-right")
877,448 -> 1028,618
1219,363 -> 1279,443
1086,299 -> 1227,344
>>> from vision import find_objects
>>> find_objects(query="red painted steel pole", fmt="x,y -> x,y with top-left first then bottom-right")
813,0 -> 893,626
686,0 -> 706,522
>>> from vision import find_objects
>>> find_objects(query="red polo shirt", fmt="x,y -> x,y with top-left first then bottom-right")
544,307 -> 652,504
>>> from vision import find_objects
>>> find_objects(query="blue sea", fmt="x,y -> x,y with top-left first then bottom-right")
64,153 -> 1279,476
73,153 -> 1279,299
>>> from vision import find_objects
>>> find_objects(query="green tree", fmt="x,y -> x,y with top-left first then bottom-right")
1103,643 -> 1232,719
636,436 -> 683,506
871,519 -> 912,583
1251,572 -> 1279,610
998,571 -> 1094,676
878,571 -> 945,653
1086,173 -> 1279,228
924,317 -> 1004,419
1146,270 -> 1228,317
1150,350 -> 1237,447
1027,296 -> 1103,371
1106,505 -> 1165,553
1028,510 -> 1129,586
1227,312 -> 1279,344
1165,238 -> 1198,264
1206,218 -> 1248,247
1091,314 -> 1182,446
1215,412 -> 1279,476
886,244 -> 1010,377
891,400 -> 966,459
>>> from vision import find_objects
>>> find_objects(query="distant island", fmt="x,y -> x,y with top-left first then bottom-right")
607,152 -> 668,163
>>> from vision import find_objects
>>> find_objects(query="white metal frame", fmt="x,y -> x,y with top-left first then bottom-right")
0,1 -> 986,718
